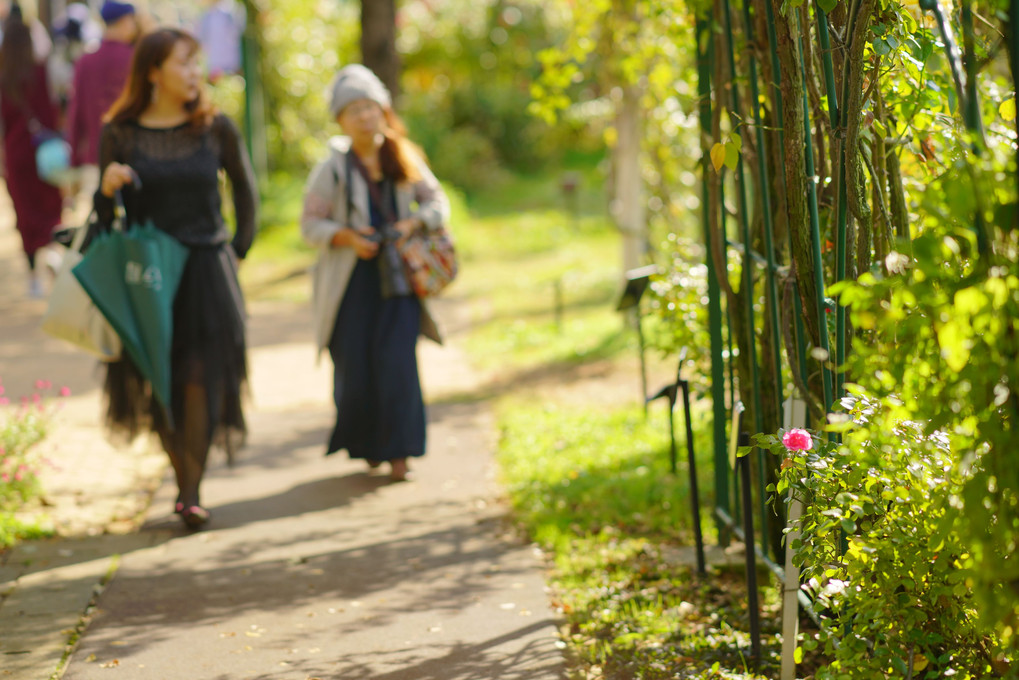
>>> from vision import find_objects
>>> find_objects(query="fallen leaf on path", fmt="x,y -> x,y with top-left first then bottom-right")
99,659 -> 120,668
86,654 -> 97,663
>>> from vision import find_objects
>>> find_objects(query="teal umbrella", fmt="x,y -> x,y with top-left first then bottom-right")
73,222 -> 190,423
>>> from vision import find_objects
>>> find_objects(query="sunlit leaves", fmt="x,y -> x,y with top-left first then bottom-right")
999,98 -> 1017,122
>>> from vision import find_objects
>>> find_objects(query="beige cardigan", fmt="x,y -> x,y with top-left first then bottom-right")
301,136 -> 449,355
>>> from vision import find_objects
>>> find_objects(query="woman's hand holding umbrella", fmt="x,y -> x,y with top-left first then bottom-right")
101,162 -> 138,197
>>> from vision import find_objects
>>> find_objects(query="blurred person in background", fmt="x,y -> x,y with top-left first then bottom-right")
196,0 -> 242,83
0,3 -> 63,298
48,3 -> 100,121
66,0 -> 139,203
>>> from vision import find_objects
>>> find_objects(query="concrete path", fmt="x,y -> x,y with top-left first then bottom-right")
0,193 -> 564,679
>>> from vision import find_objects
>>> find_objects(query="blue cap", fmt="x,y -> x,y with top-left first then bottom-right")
100,1 -> 134,24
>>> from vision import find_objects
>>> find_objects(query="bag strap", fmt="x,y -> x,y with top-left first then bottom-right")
348,151 -> 396,225
69,211 -> 95,253
329,151 -> 356,230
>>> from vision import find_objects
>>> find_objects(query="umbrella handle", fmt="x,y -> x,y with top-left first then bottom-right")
113,173 -> 143,227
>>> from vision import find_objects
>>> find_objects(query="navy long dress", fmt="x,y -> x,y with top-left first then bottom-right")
326,178 -> 426,462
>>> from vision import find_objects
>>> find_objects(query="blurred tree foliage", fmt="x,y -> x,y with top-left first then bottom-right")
242,0 -> 606,193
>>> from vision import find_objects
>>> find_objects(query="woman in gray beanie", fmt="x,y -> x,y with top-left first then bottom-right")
301,64 -> 449,482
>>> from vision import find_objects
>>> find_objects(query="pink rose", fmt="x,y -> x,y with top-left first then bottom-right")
782,428 -> 813,452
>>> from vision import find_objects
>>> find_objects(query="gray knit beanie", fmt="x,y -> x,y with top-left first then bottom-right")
328,65 -> 391,118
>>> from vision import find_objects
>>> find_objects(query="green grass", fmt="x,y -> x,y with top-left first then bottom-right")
0,515 -> 52,550
495,400 -> 781,679
454,175 -> 626,369
497,401 -> 691,548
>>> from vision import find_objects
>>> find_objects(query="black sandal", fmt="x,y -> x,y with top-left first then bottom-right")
181,505 -> 210,529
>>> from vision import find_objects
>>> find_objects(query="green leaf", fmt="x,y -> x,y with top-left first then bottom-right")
816,0 -> 839,13
724,142 -> 739,171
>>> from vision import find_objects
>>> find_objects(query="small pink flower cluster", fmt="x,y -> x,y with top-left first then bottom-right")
0,376 -> 71,409
0,462 -> 29,483
782,428 -> 813,452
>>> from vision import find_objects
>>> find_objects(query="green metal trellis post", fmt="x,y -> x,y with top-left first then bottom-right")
696,16 -> 731,543
741,0 -> 785,559
240,0 -> 269,180
813,1 -> 848,405
742,0 -> 784,428
722,0 -> 768,550
797,8 -> 835,413
920,0 -> 992,258
1012,0 -> 1019,208
720,0 -> 763,441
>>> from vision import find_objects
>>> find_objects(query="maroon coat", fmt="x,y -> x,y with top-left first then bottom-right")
1,63 -> 63,258
66,40 -> 133,166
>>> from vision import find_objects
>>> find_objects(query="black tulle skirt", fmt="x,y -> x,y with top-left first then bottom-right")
102,244 -> 248,454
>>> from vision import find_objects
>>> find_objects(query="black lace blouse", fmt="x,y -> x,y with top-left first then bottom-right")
94,113 -> 257,258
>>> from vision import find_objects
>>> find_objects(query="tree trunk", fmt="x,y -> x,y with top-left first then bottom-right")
615,85 -> 646,271
361,0 -> 401,101
771,2 -> 824,366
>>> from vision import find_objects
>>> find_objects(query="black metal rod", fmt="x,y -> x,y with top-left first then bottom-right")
668,393 -> 678,474
738,436 -> 762,665
715,506 -> 823,627
680,381 -> 706,575
636,312 -> 649,416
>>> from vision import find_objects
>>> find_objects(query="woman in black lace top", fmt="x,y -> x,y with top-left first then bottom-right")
96,28 -> 257,529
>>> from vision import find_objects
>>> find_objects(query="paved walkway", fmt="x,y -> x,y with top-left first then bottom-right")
0,193 -> 564,679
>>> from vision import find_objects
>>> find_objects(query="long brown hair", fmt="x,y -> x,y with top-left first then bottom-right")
0,6 -> 36,104
380,109 -> 424,183
105,28 -> 215,126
